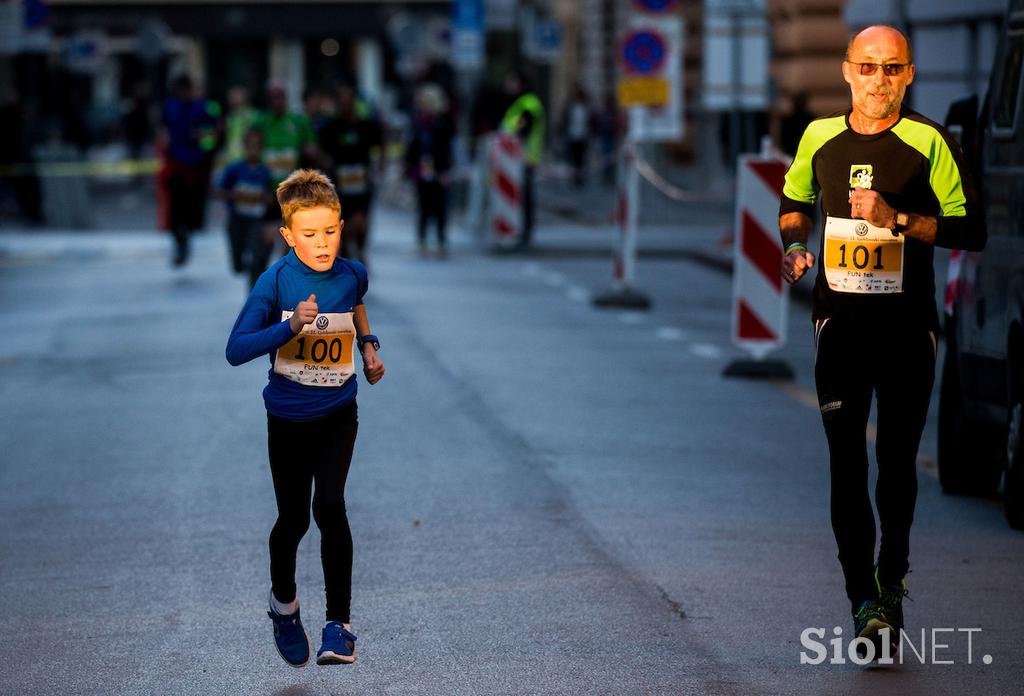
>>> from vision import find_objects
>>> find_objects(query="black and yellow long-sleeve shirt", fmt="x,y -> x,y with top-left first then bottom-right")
779,107 -> 985,330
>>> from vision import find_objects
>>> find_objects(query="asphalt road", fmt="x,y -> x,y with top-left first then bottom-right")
0,207 -> 1021,695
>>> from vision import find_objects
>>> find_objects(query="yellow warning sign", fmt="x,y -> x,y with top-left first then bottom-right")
617,77 -> 670,107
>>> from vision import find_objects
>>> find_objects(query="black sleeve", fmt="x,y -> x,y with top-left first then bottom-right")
933,129 -> 987,252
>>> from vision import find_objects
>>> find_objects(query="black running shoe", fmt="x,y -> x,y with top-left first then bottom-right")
875,567 -> 909,633
853,600 -> 895,660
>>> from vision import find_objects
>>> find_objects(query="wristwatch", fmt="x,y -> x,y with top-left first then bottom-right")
892,211 -> 909,236
357,334 -> 380,351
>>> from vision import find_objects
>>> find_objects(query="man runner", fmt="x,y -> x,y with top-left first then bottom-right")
779,25 -> 987,656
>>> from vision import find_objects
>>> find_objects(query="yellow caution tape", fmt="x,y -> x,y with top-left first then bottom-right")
0,159 -> 162,177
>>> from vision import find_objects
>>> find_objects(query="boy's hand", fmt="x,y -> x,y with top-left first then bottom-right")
361,345 -> 385,385
289,294 -> 318,333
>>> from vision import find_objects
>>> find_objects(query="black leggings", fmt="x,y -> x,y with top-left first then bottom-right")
226,214 -> 272,288
416,180 -> 448,246
267,401 -> 358,622
814,318 -> 935,610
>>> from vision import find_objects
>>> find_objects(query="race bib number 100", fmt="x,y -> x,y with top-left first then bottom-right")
274,312 -> 355,387
823,216 -> 905,294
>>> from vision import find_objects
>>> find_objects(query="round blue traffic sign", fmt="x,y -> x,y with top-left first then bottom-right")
621,30 -> 666,75
634,0 -> 677,13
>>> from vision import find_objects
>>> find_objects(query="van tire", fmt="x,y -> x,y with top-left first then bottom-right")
1006,390 -> 1024,529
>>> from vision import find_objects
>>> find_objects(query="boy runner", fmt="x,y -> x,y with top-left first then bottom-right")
226,169 -> 385,667
216,128 -> 273,288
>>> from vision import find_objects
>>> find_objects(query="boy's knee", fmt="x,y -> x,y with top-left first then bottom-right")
312,497 -> 346,526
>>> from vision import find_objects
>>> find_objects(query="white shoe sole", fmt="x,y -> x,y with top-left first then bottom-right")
316,650 -> 357,665
275,640 -> 312,669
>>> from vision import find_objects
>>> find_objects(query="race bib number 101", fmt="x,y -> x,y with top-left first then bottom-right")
274,312 -> 355,387
823,216 -> 905,294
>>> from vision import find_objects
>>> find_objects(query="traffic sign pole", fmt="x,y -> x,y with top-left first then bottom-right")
592,139 -> 651,309
594,6 -> 683,311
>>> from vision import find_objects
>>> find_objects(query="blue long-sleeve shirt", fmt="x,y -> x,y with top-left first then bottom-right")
226,249 -> 368,420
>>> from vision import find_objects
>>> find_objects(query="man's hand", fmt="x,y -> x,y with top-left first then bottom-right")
850,188 -> 896,228
361,345 -> 385,385
783,250 -> 816,284
289,294 -> 318,333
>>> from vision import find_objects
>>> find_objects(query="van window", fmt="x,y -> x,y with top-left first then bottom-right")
993,35 -> 1024,129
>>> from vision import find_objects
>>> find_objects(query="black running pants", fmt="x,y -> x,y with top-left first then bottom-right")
814,318 -> 935,610
267,401 -> 358,622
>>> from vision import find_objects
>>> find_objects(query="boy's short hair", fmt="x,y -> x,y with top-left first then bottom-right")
276,169 -> 341,226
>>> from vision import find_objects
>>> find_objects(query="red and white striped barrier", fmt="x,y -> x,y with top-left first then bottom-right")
488,132 -> 524,248
730,155 -> 789,360
944,249 -> 978,317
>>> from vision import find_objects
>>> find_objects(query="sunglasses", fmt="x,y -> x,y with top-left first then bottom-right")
848,62 -> 910,76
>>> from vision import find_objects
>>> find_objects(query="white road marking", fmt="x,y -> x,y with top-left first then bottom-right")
618,312 -> 646,325
689,342 -> 722,358
656,327 -> 687,341
523,262 -> 541,277
542,272 -> 565,286
566,286 -> 589,302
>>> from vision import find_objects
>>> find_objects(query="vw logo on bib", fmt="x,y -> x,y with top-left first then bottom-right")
855,223 -> 869,236
316,315 -> 329,330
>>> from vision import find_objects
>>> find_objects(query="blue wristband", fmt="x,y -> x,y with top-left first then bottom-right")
785,242 -> 807,255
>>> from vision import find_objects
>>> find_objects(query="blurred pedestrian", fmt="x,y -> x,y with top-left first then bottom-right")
595,94 -> 622,187
405,83 -> 454,256
159,74 -> 222,266
219,86 -> 260,171
562,85 -> 594,188
226,168 -> 385,668
303,86 -> 331,137
780,91 -> 813,157
258,83 -> 319,190
256,82 -> 319,250
215,128 -> 273,288
123,81 -> 153,164
500,73 -> 544,247
318,82 -> 382,264
0,94 -> 41,222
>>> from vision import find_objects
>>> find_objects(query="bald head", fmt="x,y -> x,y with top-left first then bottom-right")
846,25 -> 913,65
842,24 -> 915,129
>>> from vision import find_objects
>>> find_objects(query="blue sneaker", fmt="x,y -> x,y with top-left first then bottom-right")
267,590 -> 311,668
317,621 -> 357,665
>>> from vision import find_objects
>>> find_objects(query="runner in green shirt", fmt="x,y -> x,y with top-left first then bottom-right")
257,84 -> 319,193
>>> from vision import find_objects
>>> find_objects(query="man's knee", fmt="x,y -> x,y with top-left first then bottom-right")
273,512 -> 311,541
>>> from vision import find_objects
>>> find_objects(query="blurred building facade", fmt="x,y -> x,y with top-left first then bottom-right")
769,0 -> 849,129
0,0 -> 1009,196
4,0 -> 455,152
